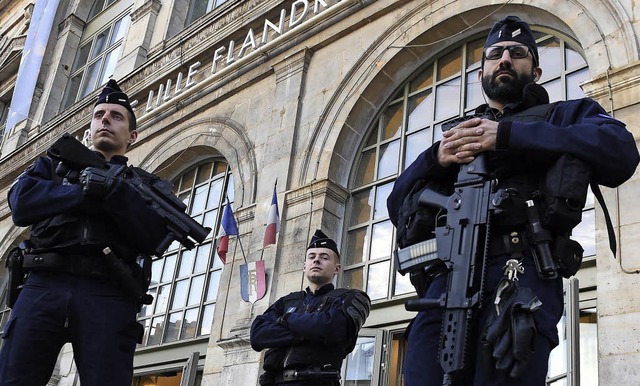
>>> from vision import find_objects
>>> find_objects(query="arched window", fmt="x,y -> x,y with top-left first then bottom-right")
343,32 -> 592,302
138,160 -> 233,346
61,0 -> 131,109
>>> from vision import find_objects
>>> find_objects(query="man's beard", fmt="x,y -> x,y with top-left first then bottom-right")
482,66 -> 536,105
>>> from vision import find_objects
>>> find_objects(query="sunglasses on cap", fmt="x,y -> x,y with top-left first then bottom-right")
484,45 -> 531,60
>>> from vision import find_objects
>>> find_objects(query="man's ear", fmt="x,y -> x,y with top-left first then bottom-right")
533,67 -> 542,82
128,130 -> 138,144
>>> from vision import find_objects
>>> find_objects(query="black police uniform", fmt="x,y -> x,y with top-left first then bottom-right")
250,230 -> 371,386
388,87 -> 639,386
0,81 -> 169,386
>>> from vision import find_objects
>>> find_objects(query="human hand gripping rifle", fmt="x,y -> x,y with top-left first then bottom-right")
47,133 -> 211,256
394,152 -> 496,386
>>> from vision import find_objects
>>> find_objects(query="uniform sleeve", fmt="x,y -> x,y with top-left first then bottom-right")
250,298 -> 302,351
387,142 -> 458,226
498,99 -> 640,187
8,157 -> 87,226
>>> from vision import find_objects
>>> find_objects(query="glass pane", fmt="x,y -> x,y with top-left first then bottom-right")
148,316 -> 165,345
364,127 -> 378,147
91,27 -> 111,59
206,270 -> 221,301
466,38 -> 485,69
370,221 -> 393,260
404,129 -> 431,169
171,279 -> 189,309
213,161 -> 228,176
139,287 -> 157,317
225,174 -> 235,202
407,90 -> 433,132
377,140 -> 400,179
434,77 -> 461,121
192,184 -> 208,214
62,72 -> 83,108
466,68 -> 483,109
538,38 -> 562,83
342,267 -> 364,290
151,259 -> 162,285
165,312 -> 181,342
99,46 -> 121,85
548,315 -> 568,378
178,249 -> 196,277
194,243 -> 212,273
373,182 -> 393,220
394,271 -> 414,296
206,179 -> 224,210
565,45 -> 586,71
179,191 -> 190,207
543,78 -> 563,103
367,261 -> 390,300
410,64 -> 433,93
155,284 -> 171,313
80,61 -> 101,98
199,304 -> 215,335
162,254 -> 177,282
203,210 -> 217,235
188,0 -> 209,24
188,275 -> 205,306
381,103 -> 403,140
437,49 -> 461,80
196,163 -> 213,184
181,169 -> 196,191
72,42 -> 91,72
345,227 -> 367,266
580,315 -> 598,386
567,69 -> 588,100
354,149 -> 376,186
110,16 -> 130,44
350,189 -> 373,227
181,308 -> 198,339
344,337 -> 376,383
571,209 -> 595,256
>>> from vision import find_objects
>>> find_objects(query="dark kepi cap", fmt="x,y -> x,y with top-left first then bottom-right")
95,79 -> 136,128
484,15 -> 538,65
307,229 -> 340,258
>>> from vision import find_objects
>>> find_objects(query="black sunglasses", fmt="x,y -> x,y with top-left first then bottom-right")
484,45 -> 531,60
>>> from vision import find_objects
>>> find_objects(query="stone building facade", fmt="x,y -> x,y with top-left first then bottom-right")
1,0 -> 639,385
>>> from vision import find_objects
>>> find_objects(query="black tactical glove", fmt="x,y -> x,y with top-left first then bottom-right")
480,279 -> 542,378
79,165 -> 126,198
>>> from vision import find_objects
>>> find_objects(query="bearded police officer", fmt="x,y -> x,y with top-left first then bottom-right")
387,16 -> 639,386
250,230 -> 371,386
0,80 -> 173,385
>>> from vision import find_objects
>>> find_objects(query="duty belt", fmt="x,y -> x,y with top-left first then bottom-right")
274,368 -> 340,383
486,229 -> 530,258
22,252 -> 108,276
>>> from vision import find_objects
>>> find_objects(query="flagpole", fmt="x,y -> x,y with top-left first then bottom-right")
226,195 -> 247,264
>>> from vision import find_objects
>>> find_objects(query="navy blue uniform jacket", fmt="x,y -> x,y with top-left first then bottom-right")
387,97 -> 639,223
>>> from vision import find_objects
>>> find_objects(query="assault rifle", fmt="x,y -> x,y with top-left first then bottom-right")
47,133 -> 211,256
395,152 -> 496,386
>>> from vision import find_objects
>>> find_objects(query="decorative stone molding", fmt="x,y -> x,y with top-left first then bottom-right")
273,47 -> 314,84
0,35 -> 26,70
57,13 -> 85,35
130,0 -> 162,23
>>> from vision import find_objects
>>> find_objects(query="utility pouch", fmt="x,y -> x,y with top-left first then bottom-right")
553,236 -> 584,278
5,246 -> 25,308
540,154 -> 591,234
396,179 -> 448,249
263,348 -> 286,372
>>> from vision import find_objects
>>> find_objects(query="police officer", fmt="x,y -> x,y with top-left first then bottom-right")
250,230 -> 371,386
387,16 -> 639,386
0,79 -> 171,385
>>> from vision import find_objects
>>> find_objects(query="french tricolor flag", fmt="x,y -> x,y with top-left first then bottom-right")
217,203 -> 238,264
263,185 -> 280,247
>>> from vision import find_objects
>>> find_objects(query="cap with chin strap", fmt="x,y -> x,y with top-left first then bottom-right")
484,15 -> 539,66
307,229 -> 340,259
95,79 -> 136,129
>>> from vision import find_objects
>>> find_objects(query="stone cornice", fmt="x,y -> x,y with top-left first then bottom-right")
57,13 -> 85,35
130,0 -> 162,23
285,178 -> 349,209
582,63 -> 640,107
273,47 -> 314,84
0,35 -> 25,70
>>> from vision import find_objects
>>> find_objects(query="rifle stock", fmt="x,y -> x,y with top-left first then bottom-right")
400,153 -> 495,386
47,133 -> 211,256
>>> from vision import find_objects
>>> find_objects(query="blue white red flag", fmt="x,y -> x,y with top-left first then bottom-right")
240,260 -> 266,303
217,203 -> 238,264
263,186 -> 280,247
